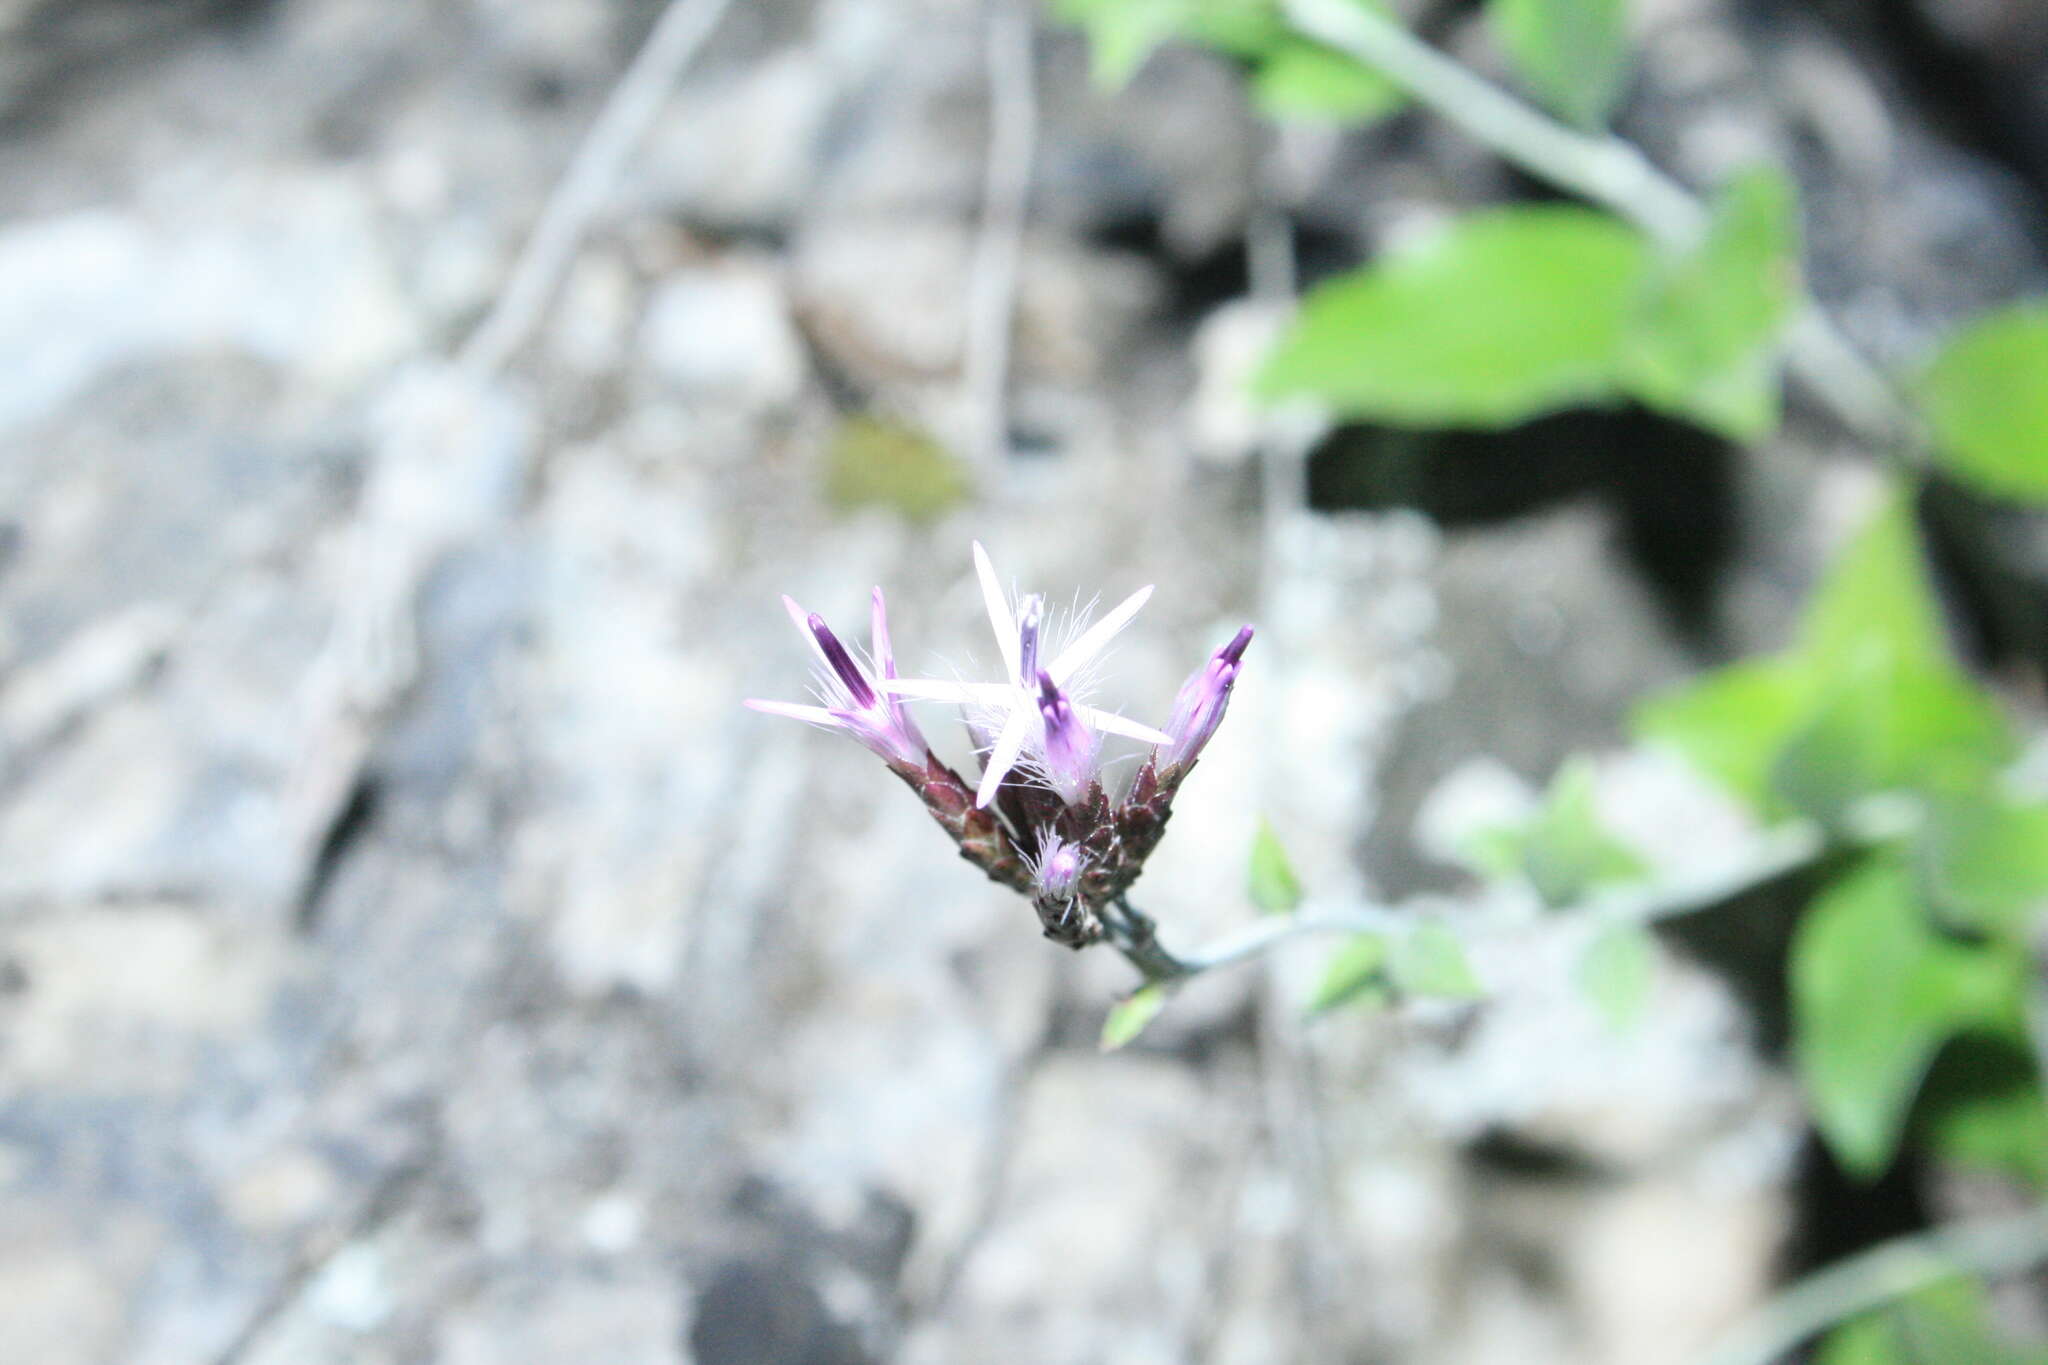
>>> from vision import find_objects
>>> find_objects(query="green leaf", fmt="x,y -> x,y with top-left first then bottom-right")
1771,654 -> 2012,827
1100,983 -> 1171,1051
1051,0 -> 1287,87
1053,0 -> 1202,87
1391,921 -> 1482,999
1914,793 -> 2048,937
1801,493 -> 1949,672
1793,856 -> 2026,1178
1648,492 -> 2008,816
1489,0 -> 1631,129
1247,817 -> 1305,915
1250,40 -> 1405,122
1577,920 -> 1656,1033
1820,1279 -> 2048,1365
824,415 -> 972,524
1520,758 -> 1649,908
1922,302 -> 2048,503
1634,657 -> 1812,812
1310,933 -> 1390,1014
1258,206 -> 1652,428
1625,167 -> 1798,440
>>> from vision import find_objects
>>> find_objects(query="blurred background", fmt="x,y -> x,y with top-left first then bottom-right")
2,0 -> 2046,1361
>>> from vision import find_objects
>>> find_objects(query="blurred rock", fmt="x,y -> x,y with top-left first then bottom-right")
639,258 -> 809,409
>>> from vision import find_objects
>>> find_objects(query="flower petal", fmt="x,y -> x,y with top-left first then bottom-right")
1081,705 -> 1173,746
1049,584 -> 1153,685
782,595 -> 832,670
870,587 -> 896,678
744,699 -> 845,727
975,705 -> 1033,808
878,678 -> 1013,703
973,541 -> 1021,681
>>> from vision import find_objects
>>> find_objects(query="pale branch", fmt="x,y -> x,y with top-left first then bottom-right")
1278,0 -> 1918,455
1107,796 -> 1915,986
1693,1202 -> 2048,1365
458,0 -> 739,378
964,0 -> 1039,465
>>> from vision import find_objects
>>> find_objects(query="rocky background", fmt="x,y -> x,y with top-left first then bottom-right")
0,0 -> 2042,1362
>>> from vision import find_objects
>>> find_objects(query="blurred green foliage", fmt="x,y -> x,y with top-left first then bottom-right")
1576,920 -> 1656,1033
824,414 -> 971,524
1248,816 -> 1307,914
1058,0 -> 2048,1260
1465,757 -> 1647,908
1259,174 -> 1795,438
1052,0 -> 1404,121
1922,303 -> 2048,503
1101,982 -> 1171,1050
1310,932 -> 1391,1013
1488,0 -> 1631,129
1820,1279 -> 2048,1365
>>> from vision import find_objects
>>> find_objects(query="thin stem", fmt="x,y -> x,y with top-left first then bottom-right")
964,0 -> 1038,465
1693,1203 -> 2048,1365
457,0 -> 739,378
1102,894 -> 1196,983
1278,0 -> 1917,454
1110,796 -> 1914,987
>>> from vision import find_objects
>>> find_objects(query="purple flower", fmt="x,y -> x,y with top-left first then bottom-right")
1158,625 -> 1253,771
744,590 -> 929,769
1026,828 -> 1083,904
1034,669 -> 1101,806
880,542 -> 1170,807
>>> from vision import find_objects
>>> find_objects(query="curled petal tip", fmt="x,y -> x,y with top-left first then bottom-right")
1222,625 -> 1254,662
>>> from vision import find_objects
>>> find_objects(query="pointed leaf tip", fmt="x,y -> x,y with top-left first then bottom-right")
1100,984 -> 1170,1051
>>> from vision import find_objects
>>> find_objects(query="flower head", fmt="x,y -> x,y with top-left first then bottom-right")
744,542 -> 1256,949
881,542 -> 1170,807
1158,625 -> 1253,771
744,590 -> 928,769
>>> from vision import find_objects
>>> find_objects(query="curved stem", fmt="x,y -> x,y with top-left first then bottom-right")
1103,796 -> 1914,988
1102,894 -> 1196,983
1279,0 -> 1918,455
1694,1203 -> 2048,1365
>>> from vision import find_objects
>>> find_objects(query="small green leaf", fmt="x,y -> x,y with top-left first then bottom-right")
1577,920 -> 1656,1033
1310,933 -> 1389,1014
1100,983 -> 1171,1051
1634,657 -> 1812,812
824,415 -> 972,524
1914,794 -> 2048,937
1922,302 -> 2048,503
1489,0 -> 1631,129
1793,856 -> 2026,1178
1391,921 -> 1482,999
1801,493 -> 1949,672
1258,206 -> 1652,428
1247,817 -> 1305,915
1051,0 -> 1288,88
1520,759 -> 1649,908
1625,167 -> 1798,440
1052,0 -> 1198,87
1250,41 -> 1405,122
1459,823 -> 1529,881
